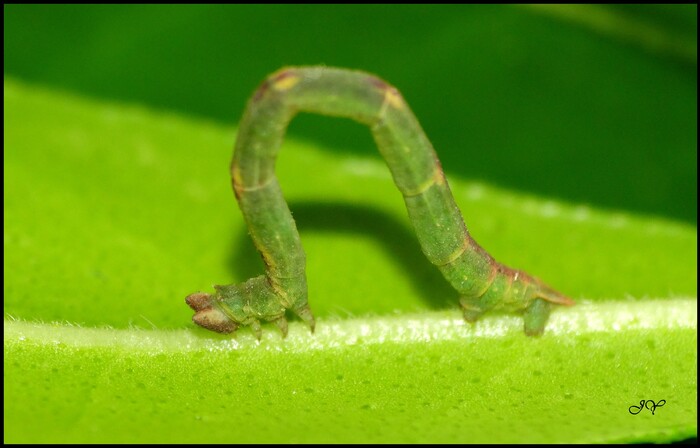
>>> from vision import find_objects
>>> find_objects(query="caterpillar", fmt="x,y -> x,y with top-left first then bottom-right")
186,66 -> 574,339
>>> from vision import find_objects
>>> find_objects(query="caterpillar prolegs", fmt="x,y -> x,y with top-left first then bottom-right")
186,67 -> 574,339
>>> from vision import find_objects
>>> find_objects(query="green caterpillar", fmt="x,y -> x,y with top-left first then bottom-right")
186,66 -> 574,339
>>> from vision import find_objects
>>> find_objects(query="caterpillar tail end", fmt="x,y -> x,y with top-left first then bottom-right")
459,268 -> 575,336
523,279 -> 575,337
535,279 -> 575,307
185,292 -> 239,334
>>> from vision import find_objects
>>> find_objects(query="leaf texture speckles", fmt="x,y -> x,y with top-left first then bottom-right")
3,79 -> 697,443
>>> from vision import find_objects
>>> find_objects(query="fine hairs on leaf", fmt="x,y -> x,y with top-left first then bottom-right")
4,77 -> 696,444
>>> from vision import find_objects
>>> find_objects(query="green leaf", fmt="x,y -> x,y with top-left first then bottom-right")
3,79 -> 697,443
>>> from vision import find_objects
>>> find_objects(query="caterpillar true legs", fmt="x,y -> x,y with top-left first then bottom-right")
186,66 -> 574,339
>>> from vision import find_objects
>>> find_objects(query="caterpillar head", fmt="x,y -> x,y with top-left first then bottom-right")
185,291 -> 239,334
186,277 -> 289,336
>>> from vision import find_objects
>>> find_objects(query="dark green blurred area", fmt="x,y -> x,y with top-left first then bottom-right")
4,4 -> 697,223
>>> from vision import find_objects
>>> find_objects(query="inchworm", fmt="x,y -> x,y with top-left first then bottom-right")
186,66 -> 574,339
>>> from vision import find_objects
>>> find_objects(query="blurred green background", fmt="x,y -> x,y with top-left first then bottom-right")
4,4 -> 697,223
4,5 -> 698,444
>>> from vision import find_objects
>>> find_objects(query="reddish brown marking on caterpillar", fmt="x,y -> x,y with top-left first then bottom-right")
368,76 -> 390,91
185,292 -> 240,333
252,79 -> 271,102
253,68 -> 299,102
231,177 -> 244,201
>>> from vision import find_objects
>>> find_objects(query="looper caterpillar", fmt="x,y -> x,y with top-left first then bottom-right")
186,66 -> 574,339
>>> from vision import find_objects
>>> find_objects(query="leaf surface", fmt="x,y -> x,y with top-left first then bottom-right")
3,80 -> 697,443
